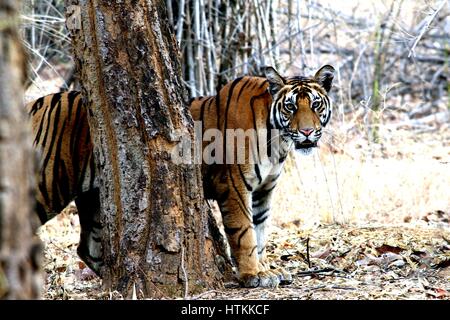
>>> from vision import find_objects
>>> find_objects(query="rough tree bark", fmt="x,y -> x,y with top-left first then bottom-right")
0,0 -> 42,299
65,0 -> 228,298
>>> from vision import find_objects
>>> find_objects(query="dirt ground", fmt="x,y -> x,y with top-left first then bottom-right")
38,199 -> 450,300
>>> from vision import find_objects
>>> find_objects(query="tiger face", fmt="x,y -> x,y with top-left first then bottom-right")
265,65 -> 335,155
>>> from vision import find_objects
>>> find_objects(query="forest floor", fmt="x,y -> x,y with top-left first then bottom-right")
38,206 -> 450,300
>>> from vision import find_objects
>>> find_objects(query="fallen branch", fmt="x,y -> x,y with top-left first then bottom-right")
297,267 -> 347,277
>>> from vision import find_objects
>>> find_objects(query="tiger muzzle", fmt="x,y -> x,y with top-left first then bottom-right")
294,140 -> 317,150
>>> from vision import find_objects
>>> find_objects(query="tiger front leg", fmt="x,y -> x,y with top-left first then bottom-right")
217,176 -> 279,288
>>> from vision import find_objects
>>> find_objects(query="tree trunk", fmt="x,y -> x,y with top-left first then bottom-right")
0,0 -> 42,299
65,0 -> 227,298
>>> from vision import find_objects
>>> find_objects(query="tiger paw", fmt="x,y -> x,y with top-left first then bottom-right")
270,268 -> 293,285
239,271 -> 280,288
258,262 -> 293,286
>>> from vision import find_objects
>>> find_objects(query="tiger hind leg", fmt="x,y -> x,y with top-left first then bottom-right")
253,187 -> 293,286
75,188 -> 103,276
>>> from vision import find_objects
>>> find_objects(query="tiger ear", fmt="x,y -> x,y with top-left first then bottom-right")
264,66 -> 285,96
314,65 -> 335,93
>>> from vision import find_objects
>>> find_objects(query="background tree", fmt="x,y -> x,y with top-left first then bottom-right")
0,0 -> 41,299
64,0 -> 229,298
168,0 -> 282,96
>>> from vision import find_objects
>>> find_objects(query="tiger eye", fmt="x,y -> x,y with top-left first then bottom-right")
285,103 -> 296,112
311,101 -> 320,109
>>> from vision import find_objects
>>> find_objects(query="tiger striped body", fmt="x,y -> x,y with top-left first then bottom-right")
27,65 -> 334,287
26,92 -> 103,274
190,65 -> 334,287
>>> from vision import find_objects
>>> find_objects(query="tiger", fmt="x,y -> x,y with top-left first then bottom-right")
27,64 -> 334,288
26,91 -> 103,275
190,65 -> 335,287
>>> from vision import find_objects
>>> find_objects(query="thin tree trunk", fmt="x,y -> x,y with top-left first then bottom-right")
175,0 -> 185,44
65,0 -> 226,298
0,0 -> 41,299
186,2 -> 197,97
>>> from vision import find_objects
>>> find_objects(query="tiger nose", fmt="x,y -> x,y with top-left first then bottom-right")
299,128 -> 314,137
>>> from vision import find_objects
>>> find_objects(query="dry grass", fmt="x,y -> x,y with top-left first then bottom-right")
272,126 -> 450,228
